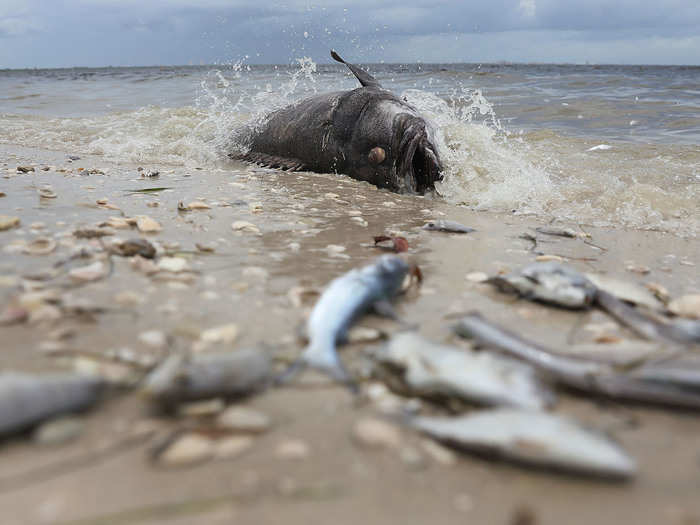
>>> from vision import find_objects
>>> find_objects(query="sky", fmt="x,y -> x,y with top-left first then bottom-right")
1,0 -> 699,68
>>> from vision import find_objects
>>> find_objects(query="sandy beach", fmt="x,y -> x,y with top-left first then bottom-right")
1,143 -> 699,525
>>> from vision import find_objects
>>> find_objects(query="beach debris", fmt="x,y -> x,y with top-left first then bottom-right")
595,289 -> 700,344
214,435 -> 255,459
22,238 -> 57,256
142,348 -> 271,407
587,144 -> 612,151
178,200 -> 211,211
422,220 -> 475,233
110,238 -> 156,259
466,271 -> 489,283
0,305 -> 29,326
370,332 -> 553,409
68,260 -> 108,283
32,416 -> 84,446
216,406 -> 271,433
410,409 -> 636,479
231,221 -> 261,234
275,439 -> 310,460
0,372 -> 104,436
0,215 -> 20,231
17,166 -> 34,173
585,273 -> 664,311
195,242 -> 215,253
73,226 -> 114,238
420,437 -> 457,466
276,255 -> 410,390
625,264 -> 651,275
644,282 -> 670,305
535,226 -> 583,238
127,186 -> 172,194
100,217 -> 132,229
155,432 -> 215,467
487,261 -> 596,309
352,418 -> 402,449
454,312 -> 700,408
135,215 -> 162,233
157,256 -> 189,273
199,323 -> 239,345
373,235 -> 409,253
138,330 -> 168,349
38,188 -> 57,199
668,294 -> 700,320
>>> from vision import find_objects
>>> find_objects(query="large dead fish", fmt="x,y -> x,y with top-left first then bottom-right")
410,408 -> 636,479
0,372 -> 104,436
143,348 -> 270,407
370,331 -> 553,409
279,255 -> 410,390
454,312 -> 700,409
231,51 -> 443,194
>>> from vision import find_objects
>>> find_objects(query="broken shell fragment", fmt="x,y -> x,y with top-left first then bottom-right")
200,323 -> 239,344
22,238 -> 57,256
135,215 -> 162,233
0,215 -> 21,231
69,261 -> 107,282
668,294 -> 700,320
231,221 -> 261,234
112,238 -> 156,259
157,256 -> 189,273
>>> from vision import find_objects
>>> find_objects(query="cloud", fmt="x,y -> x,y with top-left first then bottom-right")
1,0 -> 699,67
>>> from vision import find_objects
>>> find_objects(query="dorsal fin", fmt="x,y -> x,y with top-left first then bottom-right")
331,50 -> 381,88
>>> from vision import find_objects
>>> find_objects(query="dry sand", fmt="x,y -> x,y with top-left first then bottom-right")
1,144 -> 699,525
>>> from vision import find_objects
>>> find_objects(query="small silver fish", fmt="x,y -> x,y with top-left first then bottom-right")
280,255 -> 410,389
143,349 -> 270,407
411,408 -> 636,479
371,331 -> 554,409
487,261 -> 597,309
488,262 -> 700,344
422,220 -> 475,233
0,372 -> 104,436
455,312 -> 700,409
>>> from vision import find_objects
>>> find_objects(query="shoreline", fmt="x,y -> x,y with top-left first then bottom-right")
1,144 -> 699,524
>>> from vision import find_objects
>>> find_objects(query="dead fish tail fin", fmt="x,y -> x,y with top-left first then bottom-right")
331,50 -> 381,89
275,341 -> 358,393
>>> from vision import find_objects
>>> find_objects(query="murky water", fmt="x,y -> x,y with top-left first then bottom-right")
1,61 -> 698,235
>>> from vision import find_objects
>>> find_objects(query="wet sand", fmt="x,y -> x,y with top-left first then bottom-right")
1,144 -> 699,525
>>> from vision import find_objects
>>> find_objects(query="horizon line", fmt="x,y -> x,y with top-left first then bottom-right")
2,60 -> 700,71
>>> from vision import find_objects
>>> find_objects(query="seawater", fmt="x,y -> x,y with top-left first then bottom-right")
1,61 -> 698,236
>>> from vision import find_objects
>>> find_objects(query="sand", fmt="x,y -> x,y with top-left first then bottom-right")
1,144 -> 699,525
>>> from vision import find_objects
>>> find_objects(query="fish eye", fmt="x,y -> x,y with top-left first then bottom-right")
368,146 -> 386,165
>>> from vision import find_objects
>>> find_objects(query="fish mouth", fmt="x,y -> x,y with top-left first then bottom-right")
393,115 -> 443,194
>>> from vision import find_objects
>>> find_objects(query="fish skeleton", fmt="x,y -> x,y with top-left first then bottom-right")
280,255 -> 410,390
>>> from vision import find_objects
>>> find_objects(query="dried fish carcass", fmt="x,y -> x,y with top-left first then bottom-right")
0,372 -> 104,436
487,261 -> 596,309
454,312 -> 700,409
411,409 -> 636,479
370,332 -> 554,410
